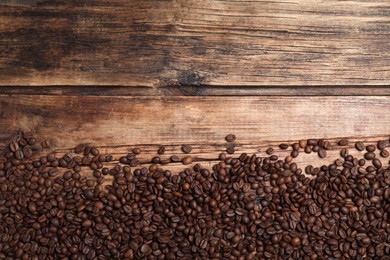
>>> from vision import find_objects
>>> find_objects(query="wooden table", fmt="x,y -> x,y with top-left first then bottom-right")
0,0 -> 389,173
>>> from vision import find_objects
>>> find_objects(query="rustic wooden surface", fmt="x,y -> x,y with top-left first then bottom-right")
1,95 -> 389,181
0,0 -> 389,86
1,86 -> 390,96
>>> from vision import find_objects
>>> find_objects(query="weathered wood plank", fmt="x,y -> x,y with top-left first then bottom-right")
0,0 -> 389,86
0,95 -> 389,177
1,86 -> 390,96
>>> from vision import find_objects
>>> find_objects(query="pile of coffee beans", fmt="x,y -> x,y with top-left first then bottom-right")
0,131 -> 389,259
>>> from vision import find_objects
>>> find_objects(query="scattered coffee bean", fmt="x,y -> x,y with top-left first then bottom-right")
366,145 -> 376,152
181,144 -> 192,154
170,155 -> 180,162
226,144 -> 235,154
225,134 -> 236,142
279,143 -> 289,150
338,139 -> 348,146
377,140 -> 388,150
380,149 -> 389,158
266,147 -> 274,155
364,152 -> 375,160
355,141 -> 365,151
157,146 -> 165,154
182,156 -> 192,165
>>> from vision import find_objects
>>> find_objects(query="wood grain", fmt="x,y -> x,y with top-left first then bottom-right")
0,0 -> 389,86
0,95 -> 389,178
1,86 -> 390,96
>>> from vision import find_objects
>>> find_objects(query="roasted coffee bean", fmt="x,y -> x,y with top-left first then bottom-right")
157,146 -> 165,155
225,134 -> 236,142
377,140 -> 388,150
266,147 -> 274,155
364,152 -> 375,160
340,148 -> 348,158
366,145 -> 376,152
355,141 -> 365,151
318,149 -> 327,158
226,144 -> 235,154
75,144 -> 85,154
338,139 -> 348,146
132,148 -> 141,155
279,143 -> 289,150
380,149 -> 389,158
182,156 -> 192,165
170,155 -> 180,162
372,158 -> 382,168
41,140 -> 50,148
181,145 -> 192,154
0,132 -> 388,259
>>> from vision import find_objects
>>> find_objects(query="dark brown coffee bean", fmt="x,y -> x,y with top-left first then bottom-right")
372,158 -> 382,168
22,146 -> 32,158
91,147 -> 99,156
380,149 -> 389,158
41,140 -> 50,148
170,155 -> 180,162
157,146 -> 165,155
366,145 -> 376,152
279,143 -> 289,150
266,147 -> 274,155
225,134 -> 236,142
307,139 -> 318,146
140,244 -> 152,255
338,139 -> 348,146
340,148 -> 348,158
318,149 -> 327,158
15,150 -> 24,160
364,152 -> 375,160
75,144 -> 85,154
181,144 -> 192,154
132,148 -> 141,154
226,145 -> 235,154
291,150 -> 299,158
354,141 -> 364,151
377,140 -> 388,150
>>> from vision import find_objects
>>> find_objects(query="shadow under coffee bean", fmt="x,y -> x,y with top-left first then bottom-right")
0,132 -> 389,259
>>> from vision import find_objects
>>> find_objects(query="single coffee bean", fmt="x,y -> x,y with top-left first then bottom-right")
75,144 -> 85,154
380,149 -> 389,158
182,156 -> 192,165
338,139 -> 348,146
291,150 -> 299,158
355,141 -> 365,151
132,148 -> 141,154
364,152 -> 375,160
226,145 -> 235,154
41,140 -> 50,148
157,146 -> 165,155
279,143 -> 289,150
318,149 -> 327,158
181,145 -> 192,154
366,145 -> 376,152
377,140 -> 388,150
266,148 -> 274,155
225,134 -> 236,143
291,237 -> 301,246
340,148 -> 348,158
170,155 -> 180,162
372,158 -> 382,168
